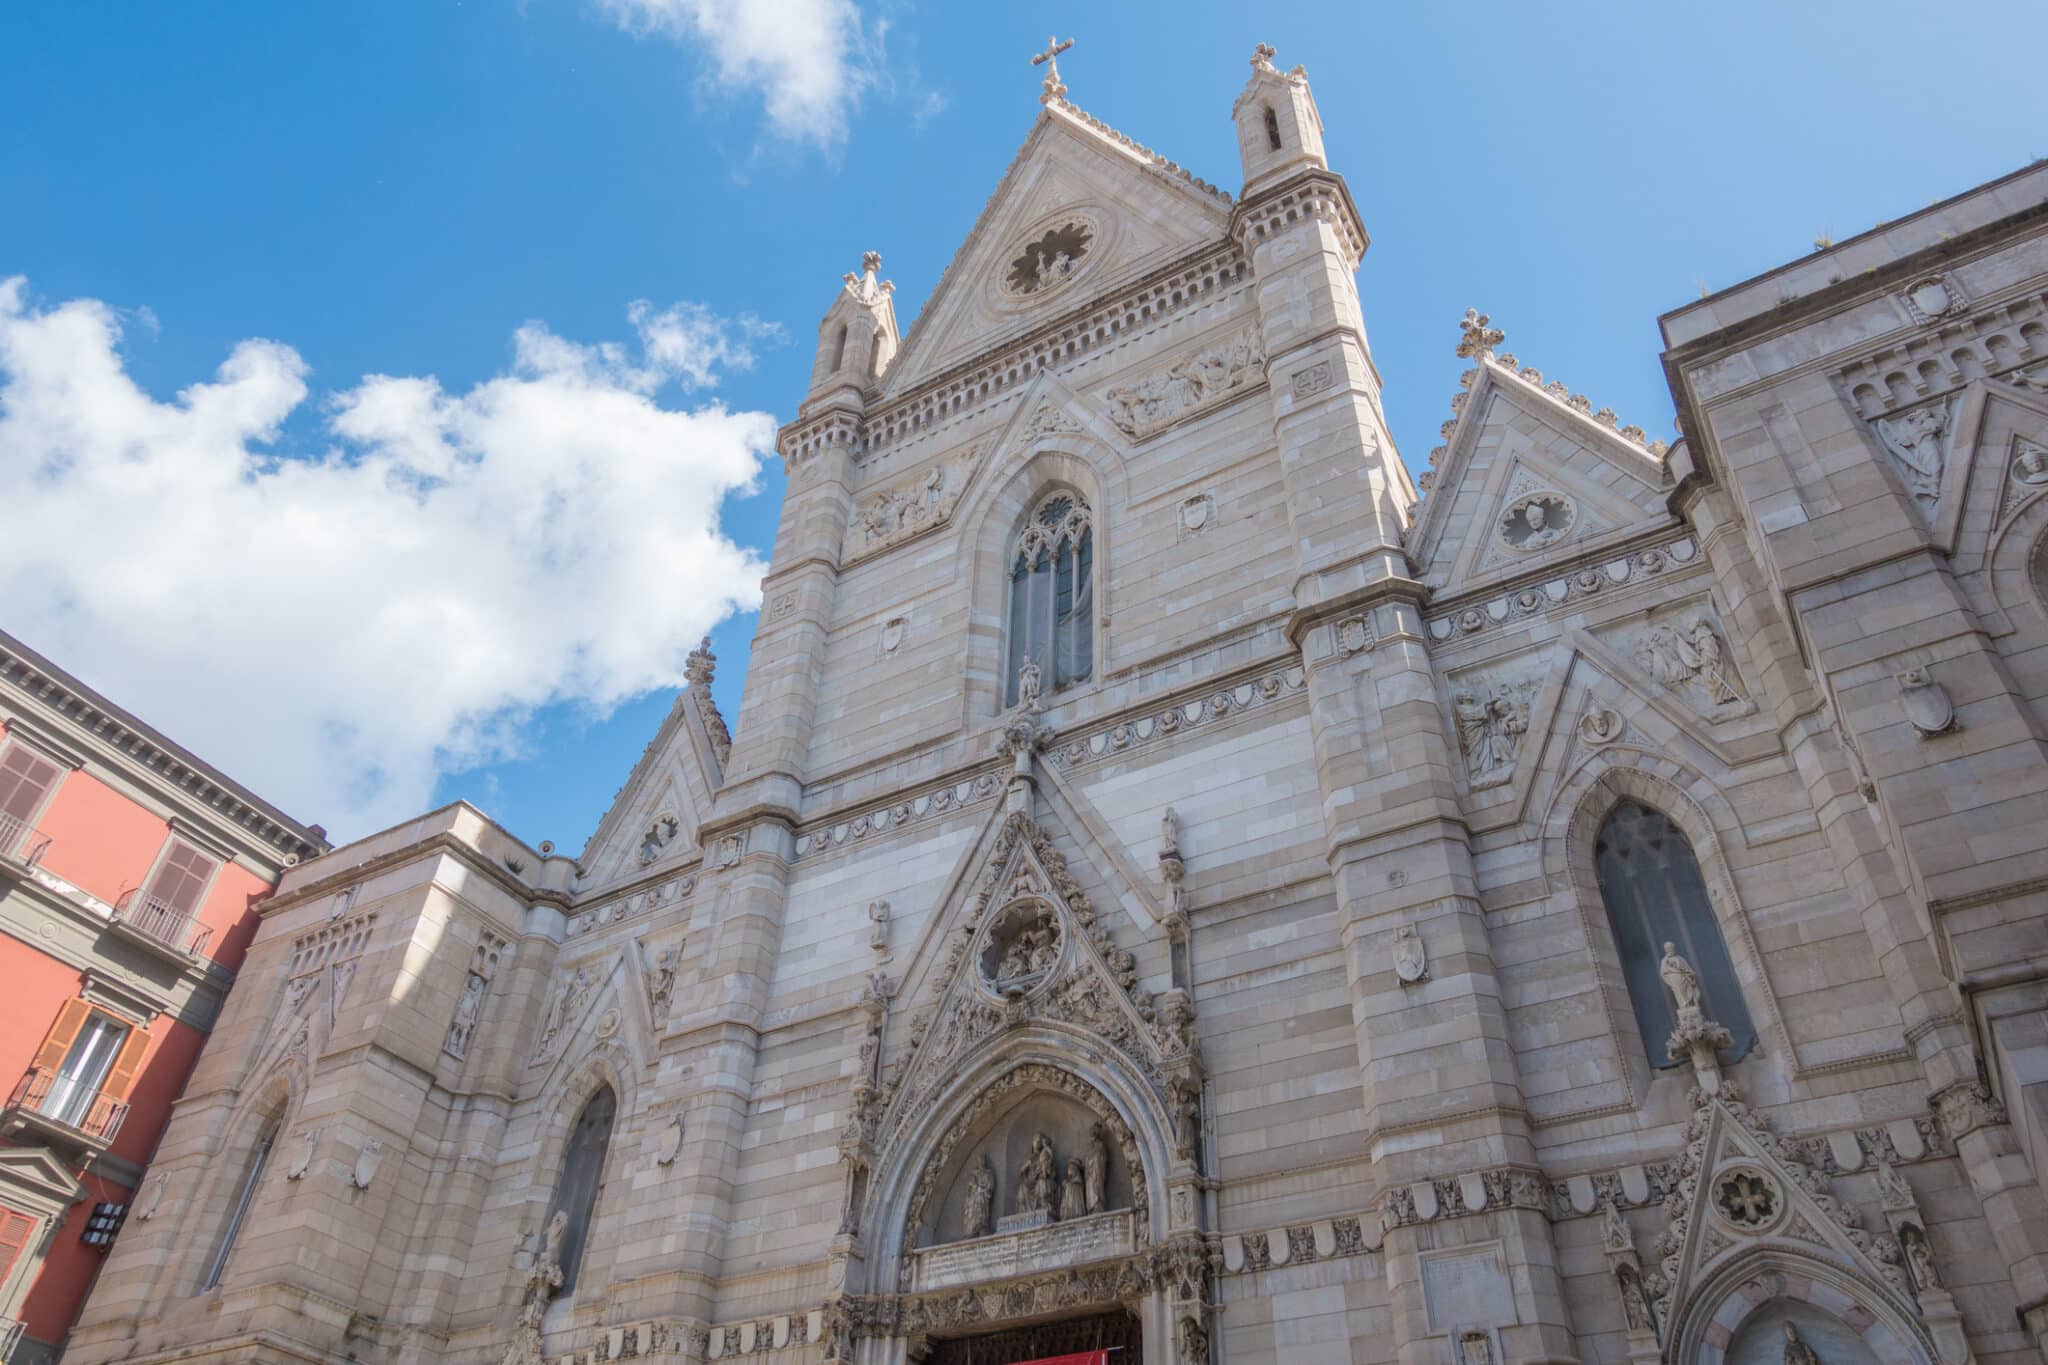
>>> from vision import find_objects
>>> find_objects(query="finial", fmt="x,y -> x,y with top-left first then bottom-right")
1455,308 -> 1504,360
1031,35 -> 1074,104
684,635 -> 716,688
1251,42 -> 1277,71
861,250 -> 881,277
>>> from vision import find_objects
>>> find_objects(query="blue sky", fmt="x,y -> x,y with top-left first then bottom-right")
3,1 -> 2043,850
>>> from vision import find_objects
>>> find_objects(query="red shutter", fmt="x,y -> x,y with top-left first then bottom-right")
147,839 -> 217,914
0,743 -> 59,824
30,998 -> 94,1073
98,1022 -> 150,1102
0,1206 -> 36,1288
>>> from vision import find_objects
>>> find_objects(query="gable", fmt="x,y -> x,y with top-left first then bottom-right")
577,688 -> 722,890
1412,358 -> 1673,593
881,103 -> 1234,395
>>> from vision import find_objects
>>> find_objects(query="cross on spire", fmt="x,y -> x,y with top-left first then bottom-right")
1031,35 -> 1073,104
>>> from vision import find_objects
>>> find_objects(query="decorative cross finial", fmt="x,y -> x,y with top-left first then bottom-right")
1456,308 -> 1504,360
861,250 -> 881,277
1031,34 -> 1074,103
684,635 -> 716,688
1251,42 -> 1278,70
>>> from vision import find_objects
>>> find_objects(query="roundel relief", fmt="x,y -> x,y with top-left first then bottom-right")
978,900 -> 1063,998
1001,217 -> 1095,300
1498,491 -> 1575,551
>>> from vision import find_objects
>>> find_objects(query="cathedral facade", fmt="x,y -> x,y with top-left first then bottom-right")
64,45 -> 2048,1365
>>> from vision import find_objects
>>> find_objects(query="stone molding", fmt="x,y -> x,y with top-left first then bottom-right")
564,870 -> 699,940
1228,167 -> 1368,267
1423,533 -> 1700,645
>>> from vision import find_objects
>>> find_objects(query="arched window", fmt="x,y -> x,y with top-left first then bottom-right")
1593,801 -> 1756,1068
548,1086 -> 617,1295
1263,105 -> 1282,151
1005,492 -> 1094,705
200,1113 -> 281,1290
831,324 -> 848,373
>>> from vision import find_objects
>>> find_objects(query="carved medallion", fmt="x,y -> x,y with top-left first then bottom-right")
1498,492 -> 1574,551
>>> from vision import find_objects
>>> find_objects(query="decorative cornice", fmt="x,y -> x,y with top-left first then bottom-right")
1229,168 -> 1368,268
0,632 -> 326,865
1422,532 -> 1701,644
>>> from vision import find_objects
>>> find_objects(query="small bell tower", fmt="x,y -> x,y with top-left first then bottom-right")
806,251 -> 900,401
1231,42 -> 1327,195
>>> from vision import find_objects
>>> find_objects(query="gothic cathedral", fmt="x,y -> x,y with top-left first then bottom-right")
65,43 -> 2048,1365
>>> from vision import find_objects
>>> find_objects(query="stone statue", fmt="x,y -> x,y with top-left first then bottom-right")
962,1155 -> 995,1238
445,971 -> 487,1058
1084,1123 -> 1108,1214
868,899 -> 890,954
1177,1313 -> 1210,1363
645,946 -> 679,1016
1620,1273 -> 1652,1333
1015,657 -> 1043,712
1060,1158 -> 1088,1221
1902,1223 -> 1942,1291
502,1210 -> 570,1363
1160,806 -> 1181,860
1782,1322 -> 1821,1365
1016,1133 -> 1058,1216
1659,942 -> 1703,1018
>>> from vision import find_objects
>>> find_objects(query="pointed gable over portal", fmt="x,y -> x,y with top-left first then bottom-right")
881,97 -> 1235,395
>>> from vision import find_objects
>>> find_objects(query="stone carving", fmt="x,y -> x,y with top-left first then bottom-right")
644,943 -> 679,1018
1632,616 -> 1745,707
1085,1123 -> 1109,1214
567,874 -> 695,939
684,636 -> 731,765
286,1129 -> 317,1181
445,971 -> 487,1059
1059,1158 -> 1088,1221
984,904 -> 1060,992
962,1155 -> 995,1238
1619,1268 -> 1653,1333
1457,1329 -> 1494,1365
1104,329 -> 1266,439
1578,706 -> 1624,746
351,1140 -> 383,1190
1712,1169 -> 1780,1229
534,967 -> 592,1062
1004,217 -> 1092,297
2013,437 -> 2048,486
329,959 -> 360,1025
1030,34 -> 1074,101
1781,1322 -> 1821,1365
714,833 -> 743,869
1874,400 -> 1951,509
1900,274 -> 1961,324
1177,1312 -> 1211,1364
1874,1157 -> 1915,1210
1014,658 -> 1043,714
1456,309 -> 1504,359
1660,941 -> 1703,1015
1393,925 -> 1428,985
880,615 -> 908,654
1052,664 -> 1307,770
1896,666 -> 1956,736
867,899 -> 891,954
849,460 -> 960,561
637,814 -> 679,866
654,1113 -> 684,1167
1929,1078 -> 2007,1141
1498,492 -> 1574,551
1015,1133 -> 1060,1218
1452,681 -> 1530,786
1427,537 -> 1697,641
1290,361 -> 1334,399
1660,942 -> 1734,1081
1178,492 -> 1213,536
502,1211 -> 568,1365
282,972 -> 319,1019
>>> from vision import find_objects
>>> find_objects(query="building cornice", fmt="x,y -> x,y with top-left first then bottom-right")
0,631 -> 328,868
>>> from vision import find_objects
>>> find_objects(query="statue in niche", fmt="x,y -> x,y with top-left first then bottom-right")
962,1156 -> 995,1238
992,909 -> 1059,984
1620,1273 -> 1652,1333
1084,1123 -> 1108,1214
445,971 -> 487,1058
1781,1322 -> 1821,1365
1060,1158 -> 1089,1221
1659,942 -> 1704,1021
1902,1223 -> 1942,1291
1015,1133 -> 1059,1216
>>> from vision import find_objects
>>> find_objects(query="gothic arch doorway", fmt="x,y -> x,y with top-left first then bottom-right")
922,1307 -> 1140,1365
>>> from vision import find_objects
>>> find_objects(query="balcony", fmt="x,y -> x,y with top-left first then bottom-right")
2,1066 -> 127,1152
1,1317 -> 23,1360
111,889 -> 213,958
0,811 -> 52,866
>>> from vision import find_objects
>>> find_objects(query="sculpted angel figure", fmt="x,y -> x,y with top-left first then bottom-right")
961,1156 -> 995,1238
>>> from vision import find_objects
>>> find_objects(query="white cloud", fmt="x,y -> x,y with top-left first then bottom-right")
0,276 -> 776,840
597,0 -> 870,145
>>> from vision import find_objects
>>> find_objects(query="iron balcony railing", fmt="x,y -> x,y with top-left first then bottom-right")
112,889 -> 213,956
5,1066 -> 128,1145
1,1315 -> 24,1360
0,811 -> 51,865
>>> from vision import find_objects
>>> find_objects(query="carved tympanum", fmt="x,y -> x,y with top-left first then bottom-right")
981,901 -> 1062,995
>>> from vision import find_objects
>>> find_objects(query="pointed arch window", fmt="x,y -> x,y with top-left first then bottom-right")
1593,801 -> 1756,1068
547,1086 -> 616,1295
1263,105 -> 1282,151
200,1112 -> 281,1290
1005,492 -> 1094,705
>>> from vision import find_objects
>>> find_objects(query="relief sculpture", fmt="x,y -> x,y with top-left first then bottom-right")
846,458 -> 964,563
1103,329 -> 1266,439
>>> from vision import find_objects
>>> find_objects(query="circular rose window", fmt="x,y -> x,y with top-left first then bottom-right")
1003,218 -> 1094,299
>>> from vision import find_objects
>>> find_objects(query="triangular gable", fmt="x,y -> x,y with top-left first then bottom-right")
577,688 -> 722,889
881,101 -> 1233,395
1648,1084 -> 1919,1340
0,1145 -> 86,1207
1412,357 -> 1671,592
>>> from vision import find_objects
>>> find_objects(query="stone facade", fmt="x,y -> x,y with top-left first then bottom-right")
65,45 -> 2048,1365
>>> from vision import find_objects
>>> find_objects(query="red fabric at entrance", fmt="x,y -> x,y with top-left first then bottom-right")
1015,1354 -> 1109,1365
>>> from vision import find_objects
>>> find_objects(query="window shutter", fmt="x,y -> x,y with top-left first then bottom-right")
147,839 -> 216,914
0,1206 -> 36,1289
98,1022 -> 150,1103
31,998 -> 95,1073
0,743 -> 60,824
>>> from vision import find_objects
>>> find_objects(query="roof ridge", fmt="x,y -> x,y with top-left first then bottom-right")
1416,310 -> 1669,494
1046,98 -> 1233,205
